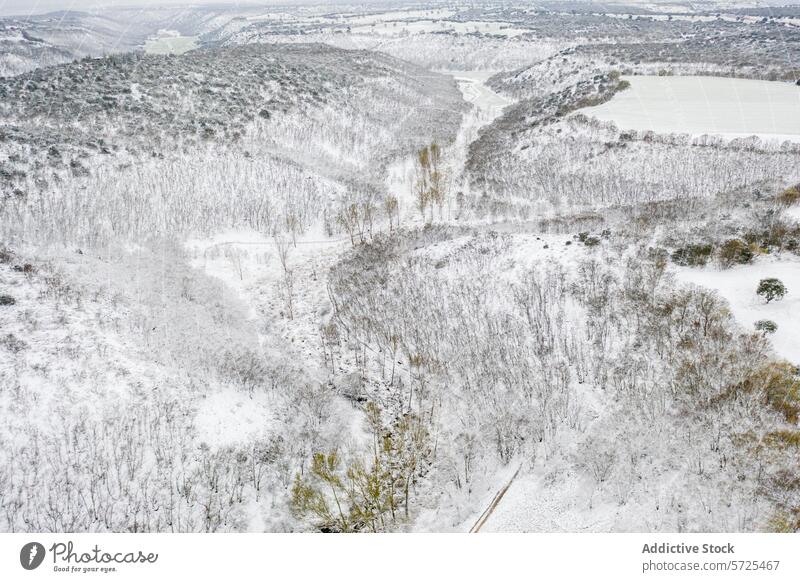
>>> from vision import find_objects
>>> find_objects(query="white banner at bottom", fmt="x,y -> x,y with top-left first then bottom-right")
1,533 -> 797,581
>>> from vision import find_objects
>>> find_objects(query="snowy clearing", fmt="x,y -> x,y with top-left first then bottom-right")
676,256 -> 800,364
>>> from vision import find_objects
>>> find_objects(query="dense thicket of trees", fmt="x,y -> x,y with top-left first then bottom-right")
323,219 -> 800,531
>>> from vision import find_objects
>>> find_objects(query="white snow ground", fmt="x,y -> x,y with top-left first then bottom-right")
580,76 -> 800,143
477,466 -> 616,532
185,228 -> 370,452
195,388 -> 280,448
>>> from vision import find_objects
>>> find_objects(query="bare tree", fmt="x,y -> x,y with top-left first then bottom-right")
273,231 -> 294,319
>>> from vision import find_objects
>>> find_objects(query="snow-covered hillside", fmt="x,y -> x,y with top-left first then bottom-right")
1,1 -> 799,535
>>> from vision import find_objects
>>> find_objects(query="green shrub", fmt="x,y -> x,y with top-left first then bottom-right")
764,431 -> 800,449
757,278 -> 787,303
744,362 -> 800,423
767,511 -> 800,533
745,224 -> 800,253
671,243 -> 714,266
755,319 -> 778,335
717,239 -> 754,267
777,185 -> 800,206
584,236 -> 601,247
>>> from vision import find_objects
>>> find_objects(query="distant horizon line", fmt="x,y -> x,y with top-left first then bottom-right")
3,0 -> 800,20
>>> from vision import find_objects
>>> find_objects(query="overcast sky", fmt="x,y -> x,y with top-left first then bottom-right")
0,0 -> 279,17
3,0 -> 800,18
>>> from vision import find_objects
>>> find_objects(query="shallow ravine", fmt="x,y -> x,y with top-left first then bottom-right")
181,74 -> 509,448
183,71 -> 514,530
448,71 -> 513,196
385,70 -> 513,224
190,71 -> 511,351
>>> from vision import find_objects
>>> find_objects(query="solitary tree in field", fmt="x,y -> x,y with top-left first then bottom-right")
756,278 -> 787,303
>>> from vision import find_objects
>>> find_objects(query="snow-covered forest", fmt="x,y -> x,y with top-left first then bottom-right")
1,1 -> 799,533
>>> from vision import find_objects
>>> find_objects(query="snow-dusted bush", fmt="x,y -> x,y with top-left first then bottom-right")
718,239 -> 755,267
756,278 -> 787,304
755,320 -> 778,335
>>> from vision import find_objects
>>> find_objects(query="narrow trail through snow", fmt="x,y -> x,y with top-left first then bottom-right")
469,463 -> 523,533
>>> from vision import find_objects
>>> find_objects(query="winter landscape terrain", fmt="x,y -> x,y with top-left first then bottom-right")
0,0 -> 799,534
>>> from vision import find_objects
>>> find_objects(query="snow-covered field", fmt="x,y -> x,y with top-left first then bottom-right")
580,76 -> 800,142
144,32 -> 198,54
